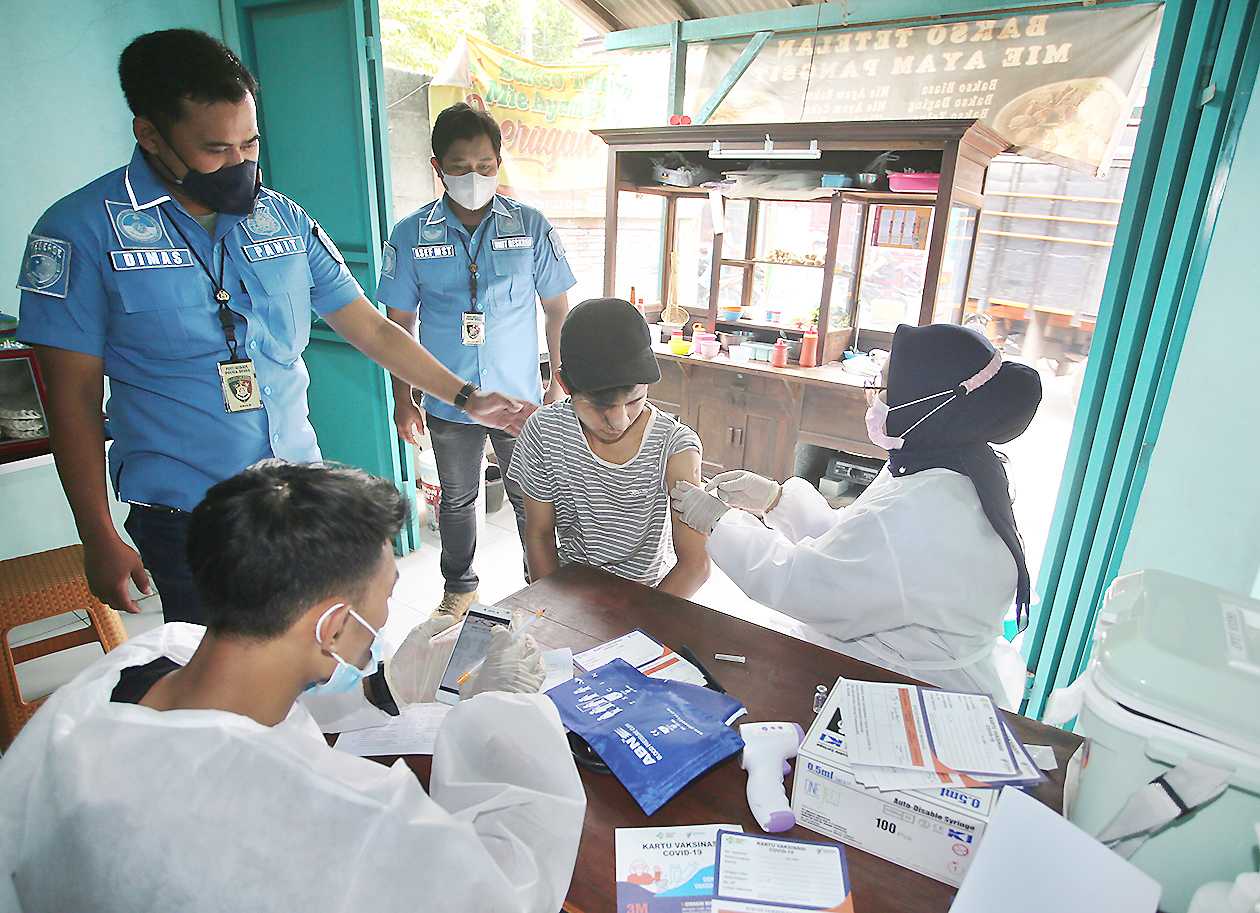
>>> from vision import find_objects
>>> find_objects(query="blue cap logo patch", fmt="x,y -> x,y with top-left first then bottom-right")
115,209 -> 163,245
17,234 -> 71,298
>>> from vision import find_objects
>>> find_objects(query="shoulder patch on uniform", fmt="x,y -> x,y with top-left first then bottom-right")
312,222 -> 345,265
17,234 -> 72,298
381,241 -> 397,279
549,228 -> 567,261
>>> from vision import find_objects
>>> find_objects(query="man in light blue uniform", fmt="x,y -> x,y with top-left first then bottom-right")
16,31 -> 530,626
378,103 -> 575,618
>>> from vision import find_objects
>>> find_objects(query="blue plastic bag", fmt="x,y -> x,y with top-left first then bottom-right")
547,659 -> 746,815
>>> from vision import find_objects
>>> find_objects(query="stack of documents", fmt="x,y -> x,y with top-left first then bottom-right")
575,629 -> 708,687
833,679 -> 1045,792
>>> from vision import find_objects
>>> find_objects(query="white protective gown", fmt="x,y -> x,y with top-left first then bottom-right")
0,623 -> 586,913
708,469 -> 1027,707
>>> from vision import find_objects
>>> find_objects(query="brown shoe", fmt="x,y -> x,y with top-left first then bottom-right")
435,590 -> 478,620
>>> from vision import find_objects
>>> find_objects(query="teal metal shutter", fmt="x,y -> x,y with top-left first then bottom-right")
234,0 -> 419,552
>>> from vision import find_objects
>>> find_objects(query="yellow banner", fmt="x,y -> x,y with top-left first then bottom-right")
430,35 -> 612,216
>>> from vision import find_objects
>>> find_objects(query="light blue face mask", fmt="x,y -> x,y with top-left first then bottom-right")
306,603 -> 383,696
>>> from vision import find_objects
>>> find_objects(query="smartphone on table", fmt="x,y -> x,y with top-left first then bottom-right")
434,603 -> 513,705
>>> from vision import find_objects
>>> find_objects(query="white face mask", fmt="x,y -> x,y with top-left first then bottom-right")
442,170 -> 498,211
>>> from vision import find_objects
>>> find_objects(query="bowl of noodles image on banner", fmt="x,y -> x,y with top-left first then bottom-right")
993,77 -> 1129,169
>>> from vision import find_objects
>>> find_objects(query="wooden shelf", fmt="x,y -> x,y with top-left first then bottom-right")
618,182 -> 936,206
722,257 -> 854,276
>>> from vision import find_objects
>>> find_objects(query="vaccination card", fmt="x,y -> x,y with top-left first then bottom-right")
712,832 -> 853,913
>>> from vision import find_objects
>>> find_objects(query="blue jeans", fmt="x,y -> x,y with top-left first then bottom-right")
426,415 -> 528,593
124,506 -> 203,626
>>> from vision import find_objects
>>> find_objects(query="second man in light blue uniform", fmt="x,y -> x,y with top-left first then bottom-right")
377,103 -> 575,618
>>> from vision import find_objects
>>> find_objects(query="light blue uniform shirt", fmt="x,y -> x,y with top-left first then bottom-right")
375,194 -> 576,424
15,146 -> 363,511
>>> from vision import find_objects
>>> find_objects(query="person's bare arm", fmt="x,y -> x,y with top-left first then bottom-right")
33,345 -> 149,613
658,448 -> 710,599
323,297 -> 534,435
522,495 -> 561,582
539,293 -> 569,405
384,305 -> 425,445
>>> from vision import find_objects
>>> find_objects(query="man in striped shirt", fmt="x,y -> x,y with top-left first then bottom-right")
508,299 -> 710,597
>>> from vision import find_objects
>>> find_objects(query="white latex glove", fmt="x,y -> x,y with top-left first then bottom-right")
384,613 -> 461,707
462,626 -> 546,699
670,480 -> 730,535
704,470 -> 781,516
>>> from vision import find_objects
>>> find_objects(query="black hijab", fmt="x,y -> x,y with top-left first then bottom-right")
881,324 -> 1043,630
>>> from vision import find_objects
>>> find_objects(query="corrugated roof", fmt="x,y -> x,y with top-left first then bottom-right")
563,0 -> 822,34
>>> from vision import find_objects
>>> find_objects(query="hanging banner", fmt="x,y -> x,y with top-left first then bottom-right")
692,5 -> 1161,175
430,35 -> 621,217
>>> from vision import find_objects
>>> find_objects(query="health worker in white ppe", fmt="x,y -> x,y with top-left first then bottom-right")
0,461 -> 584,913
671,324 -> 1042,707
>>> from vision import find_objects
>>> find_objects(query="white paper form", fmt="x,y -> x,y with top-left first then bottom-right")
919,689 -> 1016,776
333,703 -> 451,757
575,630 -> 665,671
836,678 -> 936,772
851,722 -> 1043,792
712,832 -> 852,913
574,630 -> 707,686
838,679 -> 1016,777
949,788 -> 1160,913
540,648 -> 574,693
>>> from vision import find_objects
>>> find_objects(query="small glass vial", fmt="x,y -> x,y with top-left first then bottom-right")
812,684 -> 829,713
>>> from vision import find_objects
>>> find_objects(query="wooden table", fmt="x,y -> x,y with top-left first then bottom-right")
391,566 -> 1081,913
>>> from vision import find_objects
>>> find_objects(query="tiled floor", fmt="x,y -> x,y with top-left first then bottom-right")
11,500 -> 831,707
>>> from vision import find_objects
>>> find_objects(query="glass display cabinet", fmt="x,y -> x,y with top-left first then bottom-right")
596,119 -> 1005,358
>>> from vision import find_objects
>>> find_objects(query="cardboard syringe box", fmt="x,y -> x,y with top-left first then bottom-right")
790,682 -> 997,887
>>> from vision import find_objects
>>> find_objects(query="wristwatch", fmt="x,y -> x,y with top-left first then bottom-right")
453,381 -> 477,409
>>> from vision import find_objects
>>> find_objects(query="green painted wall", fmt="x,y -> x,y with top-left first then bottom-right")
0,0 -> 224,561
1118,88 -> 1260,598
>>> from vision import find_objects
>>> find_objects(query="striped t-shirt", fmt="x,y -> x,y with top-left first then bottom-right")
507,402 -> 701,586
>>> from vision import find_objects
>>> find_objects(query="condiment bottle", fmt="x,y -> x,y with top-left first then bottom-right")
771,338 -> 790,368
800,329 -> 819,368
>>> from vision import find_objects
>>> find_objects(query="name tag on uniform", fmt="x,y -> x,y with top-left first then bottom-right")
109,249 -> 194,271
242,236 -> 306,262
217,360 -> 264,413
414,244 -> 456,260
462,312 -> 486,346
491,236 -> 533,251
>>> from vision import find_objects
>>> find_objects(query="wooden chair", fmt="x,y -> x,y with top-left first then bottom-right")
0,545 -> 128,749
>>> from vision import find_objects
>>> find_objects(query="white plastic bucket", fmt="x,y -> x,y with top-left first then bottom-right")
1070,671 -> 1260,913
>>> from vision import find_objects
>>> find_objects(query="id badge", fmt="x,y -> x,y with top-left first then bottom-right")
462,311 -> 486,347
218,359 -> 264,413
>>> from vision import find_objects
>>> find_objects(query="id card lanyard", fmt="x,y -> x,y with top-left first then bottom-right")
166,211 -> 263,413
452,225 -> 489,347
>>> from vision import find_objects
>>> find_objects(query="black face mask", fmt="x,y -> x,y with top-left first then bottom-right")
156,132 -> 262,215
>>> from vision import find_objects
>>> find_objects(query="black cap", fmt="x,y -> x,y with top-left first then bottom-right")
559,298 -> 662,393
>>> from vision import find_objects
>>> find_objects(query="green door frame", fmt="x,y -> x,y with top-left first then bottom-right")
232,0 -> 420,554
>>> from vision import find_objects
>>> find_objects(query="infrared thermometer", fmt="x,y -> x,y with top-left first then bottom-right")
740,721 -> 805,833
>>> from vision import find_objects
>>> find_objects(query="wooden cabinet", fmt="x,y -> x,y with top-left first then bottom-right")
649,350 -> 876,482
